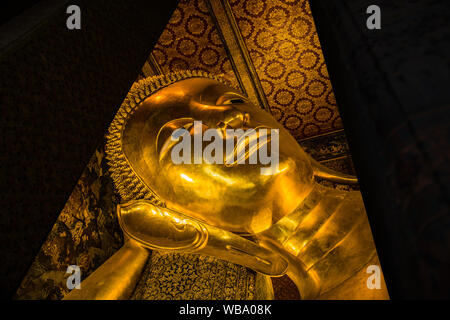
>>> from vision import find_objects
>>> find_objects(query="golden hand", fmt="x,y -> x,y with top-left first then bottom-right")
117,200 -> 288,277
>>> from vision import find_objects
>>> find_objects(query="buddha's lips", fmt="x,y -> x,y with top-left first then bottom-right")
225,126 -> 272,167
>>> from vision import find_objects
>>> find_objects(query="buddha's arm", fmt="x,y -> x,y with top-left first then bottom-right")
260,187 -> 389,299
63,238 -> 150,300
117,200 -> 288,276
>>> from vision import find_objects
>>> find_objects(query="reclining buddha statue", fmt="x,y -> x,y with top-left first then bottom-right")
64,70 -> 388,300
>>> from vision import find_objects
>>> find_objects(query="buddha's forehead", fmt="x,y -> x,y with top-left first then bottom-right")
125,77 -> 249,144
155,77 -> 238,105
134,76 -> 292,138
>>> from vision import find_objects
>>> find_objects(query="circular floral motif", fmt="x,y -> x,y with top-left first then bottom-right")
194,0 -> 209,14
248,50 -> 266,69
276,39 -> 298,60
318,61 -> 329,79
152,47 -> 168,66
274,89 -> 295,106
236,17 -> 255,39
310,32 -> 321,49
270,106 -> 283,122
177,37 -> 198,57
264,61 -> 286,80
298,49 -> 320,70
158,28 -> 175,47
220,58 -> 233,74
199,47 -> 220,66
186,15 -> 207,37
288,16 -> 312,40
208,28 -> 223,47
260,79 -> 274,97
332,116 -> 343,129
243,0 -> 267,18
302,123 -> 320,137
306,79 -> 327,97
284,115 -> 302,130
325,89 -> 337,105
169,57 -> 189,71
295,98 -> 314,115
314,106 -> 333,122
168,7 -> 184,27
255,29 -> 276,50
286,70 -> 306,89
266,6 -> 289,29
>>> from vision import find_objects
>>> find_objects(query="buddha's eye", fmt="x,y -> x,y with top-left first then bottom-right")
223,98 -> 245,105
216,92 -> 247,105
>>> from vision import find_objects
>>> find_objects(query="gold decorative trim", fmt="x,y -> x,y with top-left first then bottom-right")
206,0 -> 271,111
141,52 -> 163,77
319,155 -> 350,163
297,129 -> 346,142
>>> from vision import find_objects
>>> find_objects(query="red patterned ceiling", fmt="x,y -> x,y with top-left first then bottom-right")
150,0 -> 343,140
151,0 -> 239,87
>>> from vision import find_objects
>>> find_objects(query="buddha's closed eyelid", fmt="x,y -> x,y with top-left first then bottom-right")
215,92 -> 248,106
223,97 -> 245,105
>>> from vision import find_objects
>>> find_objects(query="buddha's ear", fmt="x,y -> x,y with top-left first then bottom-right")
309,155 -> 359,184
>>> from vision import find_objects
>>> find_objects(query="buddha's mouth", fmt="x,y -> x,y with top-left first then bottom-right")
224,126 -> 273,167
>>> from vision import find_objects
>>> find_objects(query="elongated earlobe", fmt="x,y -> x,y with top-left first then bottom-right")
309,156 -> 358,184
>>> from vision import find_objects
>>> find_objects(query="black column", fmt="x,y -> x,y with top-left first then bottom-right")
0,0 -> 178,298
309,0 -> 450,299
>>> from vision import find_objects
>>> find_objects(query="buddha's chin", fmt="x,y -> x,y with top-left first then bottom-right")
161,180 -> 298,234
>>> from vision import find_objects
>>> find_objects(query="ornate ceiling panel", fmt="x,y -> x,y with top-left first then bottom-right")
148,0 -> 344,140
228,0 -> 343,139
150,0 -> 240,88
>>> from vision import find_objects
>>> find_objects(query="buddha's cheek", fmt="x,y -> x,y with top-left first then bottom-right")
156,164 -> 276,233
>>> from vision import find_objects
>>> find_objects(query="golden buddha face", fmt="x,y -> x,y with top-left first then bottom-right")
122,77 -> 314,234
